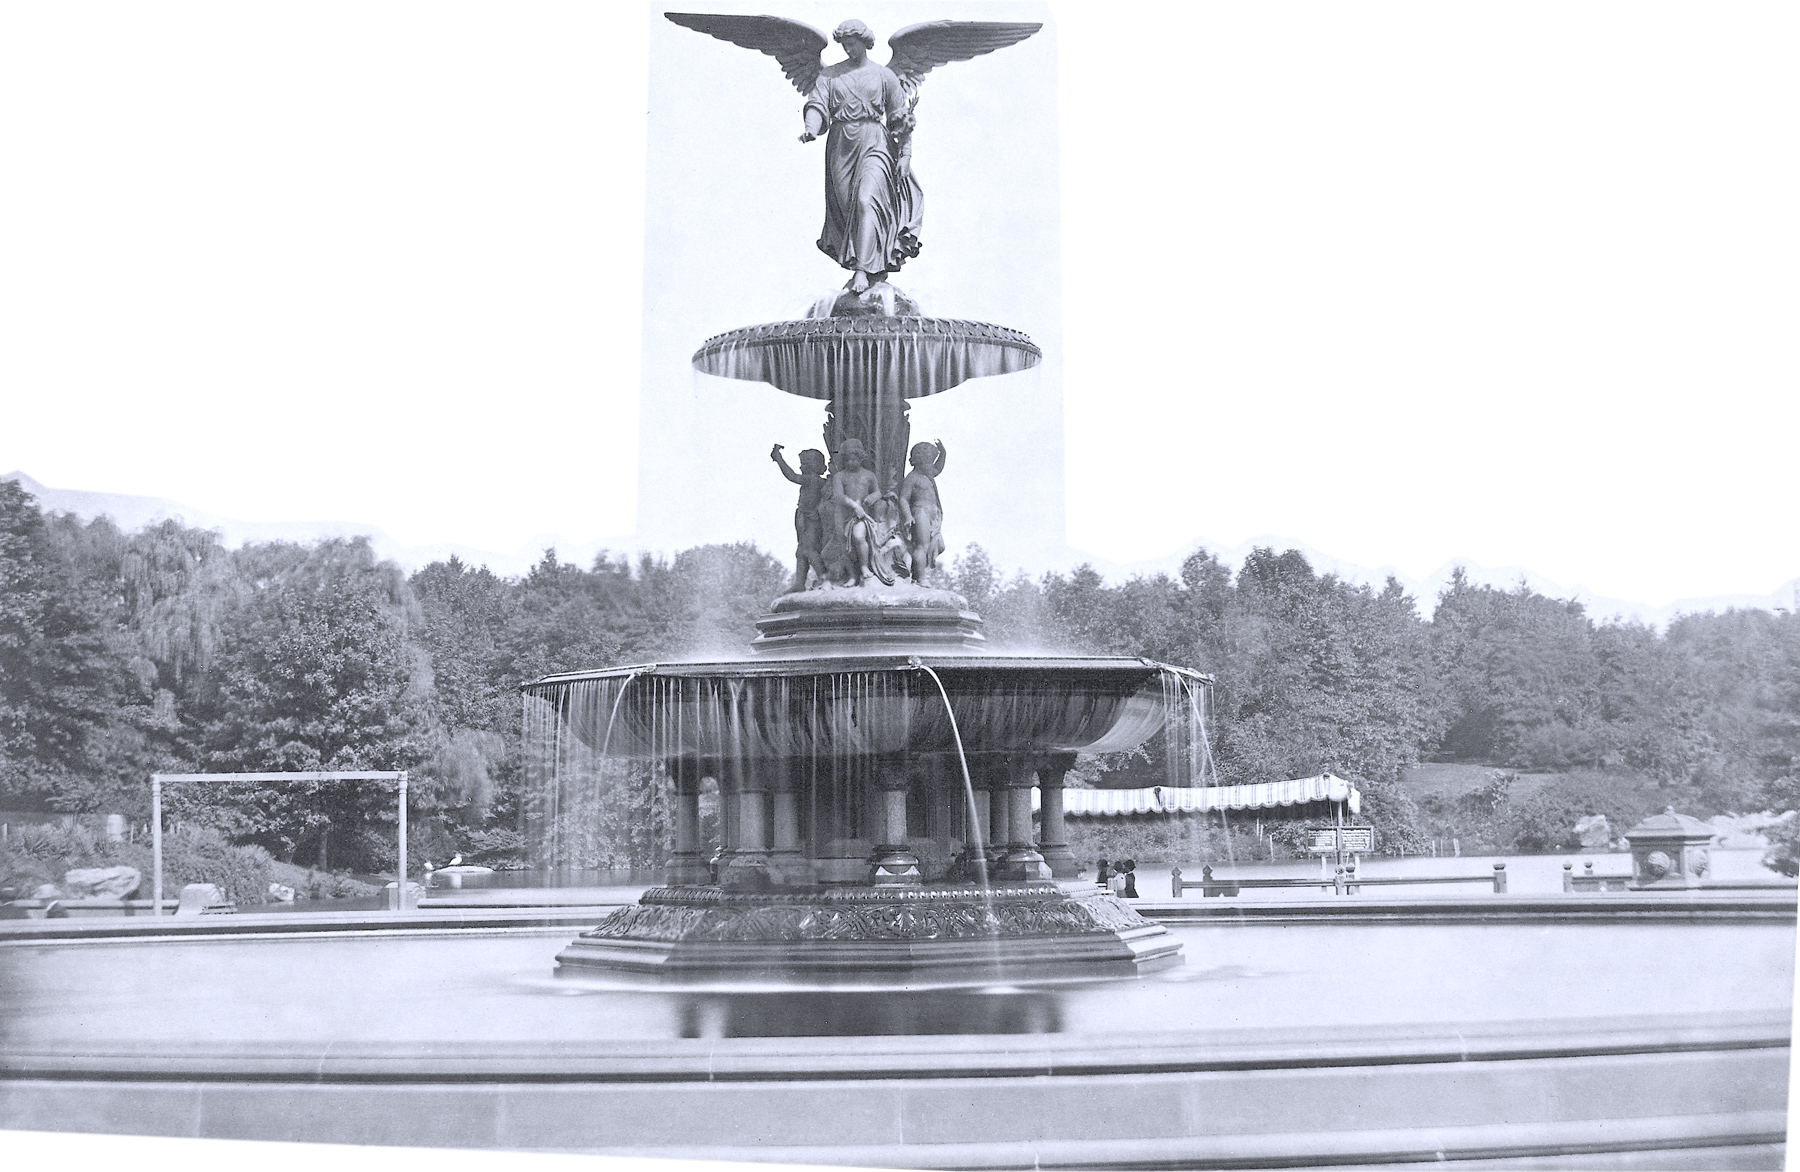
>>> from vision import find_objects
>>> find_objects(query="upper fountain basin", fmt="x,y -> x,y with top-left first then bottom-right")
691,317 -> 1041,401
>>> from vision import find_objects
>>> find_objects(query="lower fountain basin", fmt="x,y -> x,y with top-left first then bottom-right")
555,882 -> 1180,981
1,904 -> 1789,1166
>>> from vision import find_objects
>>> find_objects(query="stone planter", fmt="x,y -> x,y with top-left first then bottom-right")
1623,808 -> 1717,890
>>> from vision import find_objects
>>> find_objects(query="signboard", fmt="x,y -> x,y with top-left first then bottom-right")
1306,826 -> 1375,853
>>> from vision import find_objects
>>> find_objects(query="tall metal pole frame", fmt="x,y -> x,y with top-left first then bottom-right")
151,774 -> 163,917
1335,795 -> 1346,873
397,771 -> 408,901
149,771 -> 407,916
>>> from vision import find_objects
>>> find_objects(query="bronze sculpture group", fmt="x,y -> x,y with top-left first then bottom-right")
667,13 -> 1041,292
772,437 -> 946,589
672,12 -> 1039,594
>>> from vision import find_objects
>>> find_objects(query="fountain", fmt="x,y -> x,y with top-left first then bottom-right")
529,15 -> 1211,982
2,16 -> 1787,1168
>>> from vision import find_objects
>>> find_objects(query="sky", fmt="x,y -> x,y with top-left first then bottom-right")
0,2 -> 1795,607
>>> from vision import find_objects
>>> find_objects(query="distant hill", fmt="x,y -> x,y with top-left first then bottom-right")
2,471 -> 634,577
7,470 -> 1793,625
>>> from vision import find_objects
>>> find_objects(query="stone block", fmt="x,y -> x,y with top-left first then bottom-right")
63,865 -> 142,900
1625,808 -> 1718,890
174,883 -> 234,915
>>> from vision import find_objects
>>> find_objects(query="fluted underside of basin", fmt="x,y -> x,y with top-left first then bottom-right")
691,316 -> 1041,400
522,657 -> 1205,765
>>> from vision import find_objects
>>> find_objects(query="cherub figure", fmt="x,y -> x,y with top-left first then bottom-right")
771,443 -> 829,592
863,493 -> 912,586
830,438 -> 882,585
896,439 -> 947,584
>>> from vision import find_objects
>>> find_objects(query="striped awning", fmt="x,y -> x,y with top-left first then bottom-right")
1044,773 -> 1362,817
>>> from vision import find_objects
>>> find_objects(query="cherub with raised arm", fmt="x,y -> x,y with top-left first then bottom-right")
771,443 -> 829,592
897,439 -> 947,584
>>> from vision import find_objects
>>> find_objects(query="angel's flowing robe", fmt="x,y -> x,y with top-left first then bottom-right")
804,61 -> 924,276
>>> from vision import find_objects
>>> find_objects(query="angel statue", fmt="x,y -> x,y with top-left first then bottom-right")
666,14 -> 1041,293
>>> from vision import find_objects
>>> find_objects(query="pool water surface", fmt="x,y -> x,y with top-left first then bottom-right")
1,920 -> 1790,1047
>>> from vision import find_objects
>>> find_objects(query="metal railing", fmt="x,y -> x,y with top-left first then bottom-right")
1172,863 -> 1509,897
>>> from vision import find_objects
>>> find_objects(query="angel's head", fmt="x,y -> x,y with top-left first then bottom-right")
833,20 -> 876,56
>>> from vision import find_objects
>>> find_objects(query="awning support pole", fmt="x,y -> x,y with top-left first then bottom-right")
396,771 -> 409,911
151,775 -> 163,917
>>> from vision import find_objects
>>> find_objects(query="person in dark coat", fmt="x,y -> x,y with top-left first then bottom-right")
1120,858 -> 1139,899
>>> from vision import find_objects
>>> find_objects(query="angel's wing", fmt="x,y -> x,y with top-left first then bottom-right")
665,13 -> 829,95
885,21 -> 1043,90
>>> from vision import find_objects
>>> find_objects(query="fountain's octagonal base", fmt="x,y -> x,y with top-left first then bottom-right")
751,583 -> 985,656
555,883 -> 1181,982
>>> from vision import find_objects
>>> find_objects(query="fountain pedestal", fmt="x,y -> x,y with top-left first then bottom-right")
525,292 -> 1209,983
555,882 -> 1179,981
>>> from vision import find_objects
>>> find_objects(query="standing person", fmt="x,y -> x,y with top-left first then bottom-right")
1120,859 -> 1139,899
1095,858 -> 1112,893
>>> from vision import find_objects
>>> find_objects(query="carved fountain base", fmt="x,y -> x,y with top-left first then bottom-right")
555,882 -> 1181,982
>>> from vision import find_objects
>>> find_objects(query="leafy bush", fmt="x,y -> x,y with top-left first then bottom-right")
2,822 -> 133,897
465,827 -> 527,866
158,826 -> 275,905
0,821 -> 272,905
271,865 -> 378,899
1757,777 -> 1799,877
1496,772 -> 1659,854
1066,816 -> 1269,868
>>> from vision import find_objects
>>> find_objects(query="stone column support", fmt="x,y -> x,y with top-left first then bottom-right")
720,758 -> 772,890
1008,783 -> 1035,847
995,755 -> 1049,882
669,759 -> 709,885
969,779 -> 992,848
737,790 -> 768,851
768,759 -> 811,886
1035,750 -> 1079,879
868,762 -> 921,886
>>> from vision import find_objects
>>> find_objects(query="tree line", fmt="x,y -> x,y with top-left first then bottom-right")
2,480 -> 1794,872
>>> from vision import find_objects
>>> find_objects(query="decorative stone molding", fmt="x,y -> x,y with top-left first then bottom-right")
582,888 -> 1149,945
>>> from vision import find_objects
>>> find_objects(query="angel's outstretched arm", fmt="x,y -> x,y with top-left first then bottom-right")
932,440 -> 948,477
802,84 -> 828,141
